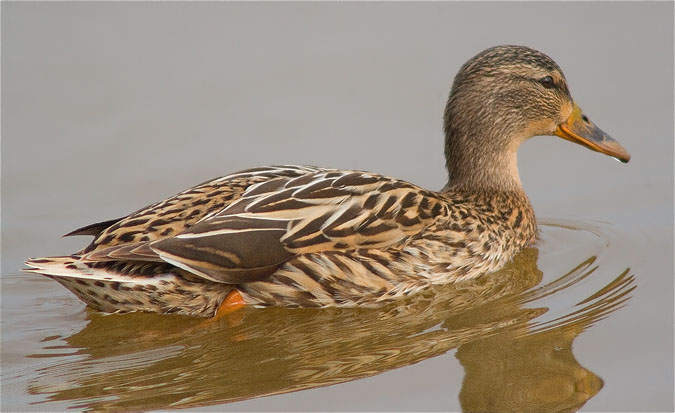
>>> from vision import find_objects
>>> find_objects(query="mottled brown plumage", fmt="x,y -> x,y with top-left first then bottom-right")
25,45 -> 630,317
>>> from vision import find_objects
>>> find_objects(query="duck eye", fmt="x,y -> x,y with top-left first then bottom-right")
539,76 -> 555,89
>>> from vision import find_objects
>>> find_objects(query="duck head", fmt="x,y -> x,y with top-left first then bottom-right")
443,45 -> 630,191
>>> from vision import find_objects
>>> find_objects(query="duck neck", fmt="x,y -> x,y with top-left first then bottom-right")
442,128 -> 525,194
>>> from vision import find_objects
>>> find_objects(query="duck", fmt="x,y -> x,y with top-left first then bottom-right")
25,45 -> 630,318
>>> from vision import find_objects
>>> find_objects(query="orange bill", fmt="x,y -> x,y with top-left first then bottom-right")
555,103 -> 630,163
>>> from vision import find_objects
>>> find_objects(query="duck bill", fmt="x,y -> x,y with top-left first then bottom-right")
555,103 -> 630,163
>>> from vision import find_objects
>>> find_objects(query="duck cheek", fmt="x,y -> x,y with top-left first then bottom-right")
559,100 -> 574,124
523,118 -> 557,139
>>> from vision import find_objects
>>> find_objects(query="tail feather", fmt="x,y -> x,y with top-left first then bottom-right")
62,217 -> 124,237
25,257 -> 172,283
24,256 -> 228,317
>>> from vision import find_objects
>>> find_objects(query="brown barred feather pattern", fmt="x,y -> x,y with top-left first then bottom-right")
25,45 -> 628,317
26,165 -> 535,314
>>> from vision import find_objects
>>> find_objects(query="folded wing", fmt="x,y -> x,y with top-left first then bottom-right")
150,170 -> 448,284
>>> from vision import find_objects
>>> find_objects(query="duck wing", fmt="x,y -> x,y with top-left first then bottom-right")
75,165 -> 322,259
149,170 -> 448,284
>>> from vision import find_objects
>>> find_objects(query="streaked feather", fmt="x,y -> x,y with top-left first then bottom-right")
25,165 -> 536,315
26,45 -> 619,317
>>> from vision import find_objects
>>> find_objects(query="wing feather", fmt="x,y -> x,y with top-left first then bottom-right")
151,223 -> 293,283
75,165 -> 321,255
65,166 -> 447,286
149,170 -> 448,284
82,242 -> 164,262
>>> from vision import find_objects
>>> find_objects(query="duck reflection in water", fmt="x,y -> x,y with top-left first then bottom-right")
28,246 -> 634,411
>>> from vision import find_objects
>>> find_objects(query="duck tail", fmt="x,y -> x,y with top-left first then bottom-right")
24,256 -> 224,317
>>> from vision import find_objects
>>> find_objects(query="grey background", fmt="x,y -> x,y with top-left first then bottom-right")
2,2 -> 673,411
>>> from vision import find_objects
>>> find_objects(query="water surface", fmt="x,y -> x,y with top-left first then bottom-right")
1,222 -> 636,410
2,2 -> 673,411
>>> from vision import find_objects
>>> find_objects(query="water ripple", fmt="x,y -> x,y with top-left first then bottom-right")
8,220 -> 636,411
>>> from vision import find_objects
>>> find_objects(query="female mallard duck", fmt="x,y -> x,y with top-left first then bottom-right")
26,45 -> 630,317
